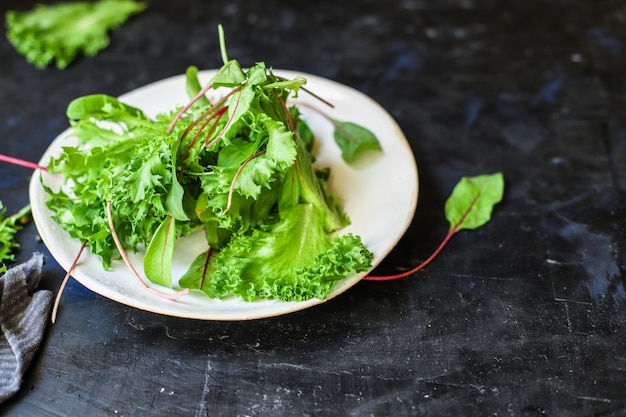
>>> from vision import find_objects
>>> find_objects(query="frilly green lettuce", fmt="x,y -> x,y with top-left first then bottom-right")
180,204 -> 373,301
6,0 -> 146,69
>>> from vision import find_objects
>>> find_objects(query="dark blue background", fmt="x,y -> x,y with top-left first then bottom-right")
1,0 -> 625,415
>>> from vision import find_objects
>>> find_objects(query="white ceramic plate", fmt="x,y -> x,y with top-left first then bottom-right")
29,70 -> 418,320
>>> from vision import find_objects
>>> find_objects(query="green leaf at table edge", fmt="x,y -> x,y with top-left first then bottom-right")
444,172 -> 504,232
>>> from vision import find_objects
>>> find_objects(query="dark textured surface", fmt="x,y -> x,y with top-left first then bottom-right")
1,0 -> 626,416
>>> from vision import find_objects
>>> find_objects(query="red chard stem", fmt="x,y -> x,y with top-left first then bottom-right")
0,153 -> 48,171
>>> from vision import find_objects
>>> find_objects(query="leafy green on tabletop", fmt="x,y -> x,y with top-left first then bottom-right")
445,173 -> 505,232
6,0 -> 146,69
0,203 -> 31,272
364,172 -> 504,281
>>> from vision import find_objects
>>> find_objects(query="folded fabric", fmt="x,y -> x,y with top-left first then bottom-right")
0,253 -> 52,403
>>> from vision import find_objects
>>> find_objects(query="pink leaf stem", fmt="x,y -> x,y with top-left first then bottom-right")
203,107 -> 227,147
178,106 -> 228,182
363,228 -> 457,281
274,76 -> 335,109
168,85 -> 240,134
0,153 -> 48,171
364,186 -> 483,281
50,240 -> 88,323
211,88 -> 243,144
167,82 -> 215,133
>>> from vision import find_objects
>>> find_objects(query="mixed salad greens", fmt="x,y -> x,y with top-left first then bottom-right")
43,29 -> 381,302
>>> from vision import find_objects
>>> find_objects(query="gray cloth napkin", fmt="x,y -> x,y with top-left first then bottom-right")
0,253 -> 52,403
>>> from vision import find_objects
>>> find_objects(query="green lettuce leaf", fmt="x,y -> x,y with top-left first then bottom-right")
6,0 -> 146,69
180,203 -> 373,301
0,203 -> 31,269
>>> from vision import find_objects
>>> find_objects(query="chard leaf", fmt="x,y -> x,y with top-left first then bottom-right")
185,66 -> 210,108
165,138 -> 189,221
217,138 -> 262,167
219,86 -> 254,139
143,216 -> 176,288
66,94 -> 159,147
66,94 -> 146,121
444,172 -> 504,232
331,119 -> 382,164
178,250 -> 214,290
165,178 -> 188,221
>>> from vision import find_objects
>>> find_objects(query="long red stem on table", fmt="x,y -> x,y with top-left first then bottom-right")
363,227 -> 458,281
0,154 -> 48,171
364,188 -> 483,281
106,202 -> 189,300
50,240 -> 88,323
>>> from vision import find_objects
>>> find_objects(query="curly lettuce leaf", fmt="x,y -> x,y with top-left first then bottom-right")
46,96 -> 198,268
180,203 -> 373,301
0,203 -> 31,270
194,103 -> 299,248
6,0 -> 146,69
